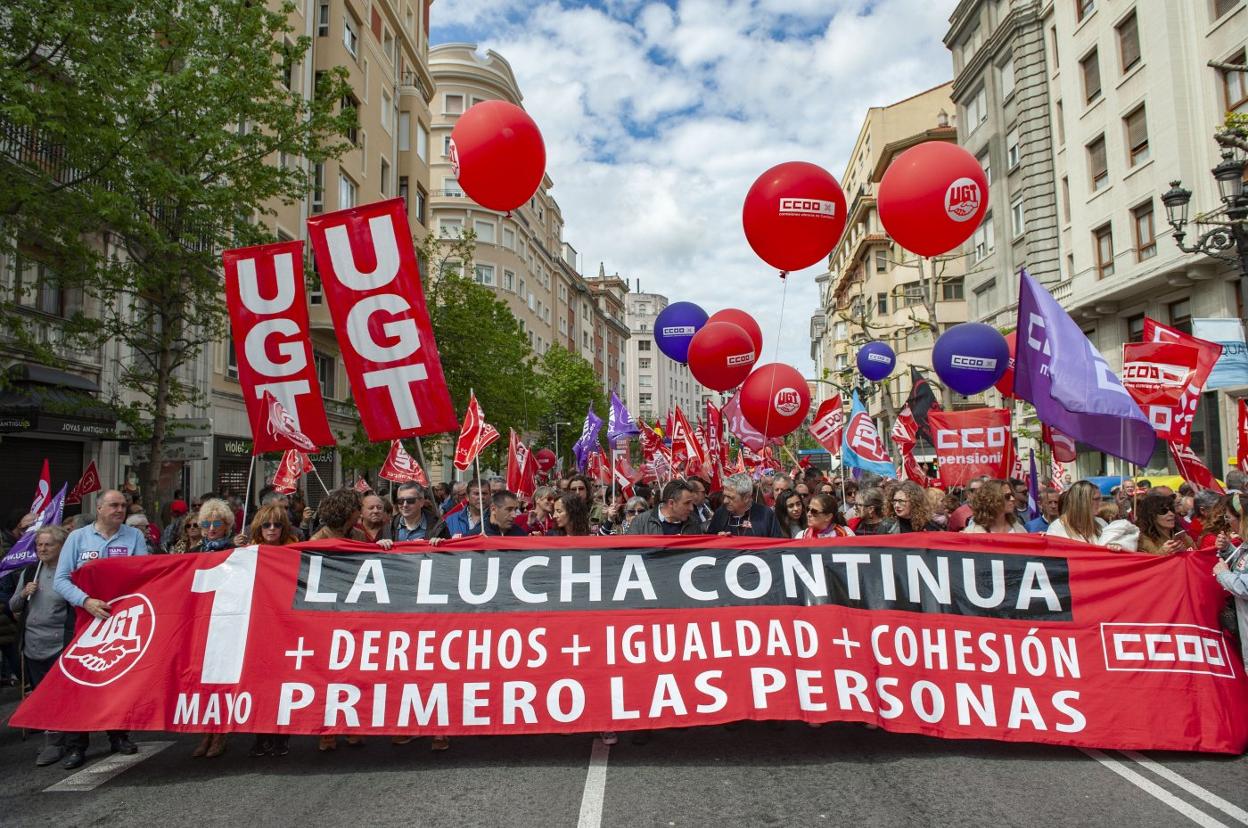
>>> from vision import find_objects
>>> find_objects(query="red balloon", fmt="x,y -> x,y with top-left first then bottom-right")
688,322 -> 757,392
535,448 -> 556,472
739,363 -> 810,439
995,331 -> 1017,398
707,309 -> 763,359
742,162 -> 847,272
878,141 -> 989,257
450,100 -> 546,213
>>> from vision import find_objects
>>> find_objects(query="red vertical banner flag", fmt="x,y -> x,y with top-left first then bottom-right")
66,460 -> 102,506
380,440 -> 429,486
29,458 -> 50,515
223,240 -> 336,452
505,430 -> 536,499
808,395 -> 844,454
1121,342 -> 1200,437
928,408 -> 1013,488
1168,442 -> 1226,493
1142,318 -> 1223,446
307,198 -> 457,440
453,393 -> 498,471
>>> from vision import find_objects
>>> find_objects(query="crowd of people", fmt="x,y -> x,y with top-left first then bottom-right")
1,464 -> 1245,768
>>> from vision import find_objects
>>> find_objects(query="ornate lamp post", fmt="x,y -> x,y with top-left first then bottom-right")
1161,147 -> 1248,308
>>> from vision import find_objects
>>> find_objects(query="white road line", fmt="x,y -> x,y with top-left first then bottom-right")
44,741 -> 174,793
1121,751 -> 1248,826
1081,749 -> 1227,828
576,738 -> 610,828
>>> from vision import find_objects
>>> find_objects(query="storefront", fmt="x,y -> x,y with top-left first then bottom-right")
212,435 -> 254,499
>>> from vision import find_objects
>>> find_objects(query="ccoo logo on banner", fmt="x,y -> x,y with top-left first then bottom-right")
929,407 -> 1013,488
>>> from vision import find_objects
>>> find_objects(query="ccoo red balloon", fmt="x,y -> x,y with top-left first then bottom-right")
742,162 -> 847,272
739,363 -> 810,439
994,331 -> 1017,398
687,322 -> 757,392
878,141 -> 989,257
707,309 -> 763,359
450,100 -> 546,213
535,448 -> 557,472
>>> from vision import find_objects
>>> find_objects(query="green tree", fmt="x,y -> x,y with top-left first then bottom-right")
532,345 -> 606,468
1,0 -> 353,515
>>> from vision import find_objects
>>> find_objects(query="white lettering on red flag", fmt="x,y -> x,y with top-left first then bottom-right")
380,440 -> 429,485
809,395 -> 844,454
929,408 -> 1013,488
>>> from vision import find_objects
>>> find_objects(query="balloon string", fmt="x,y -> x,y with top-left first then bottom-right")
760,274 -> 790,451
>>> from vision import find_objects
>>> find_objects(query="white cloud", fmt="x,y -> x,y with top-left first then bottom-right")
435,0 -> 958,373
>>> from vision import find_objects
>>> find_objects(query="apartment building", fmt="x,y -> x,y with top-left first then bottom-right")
812,83 -> 970,427
625,290 -> 712,425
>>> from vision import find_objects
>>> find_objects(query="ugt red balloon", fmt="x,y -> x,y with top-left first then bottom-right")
739,363 -> 810,439
742,162 -> 847,273
878,141 -> 989,258
450,100 -> 546,213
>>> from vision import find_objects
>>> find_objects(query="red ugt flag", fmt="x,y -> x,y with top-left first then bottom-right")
1169,442 -> 1225,493
272,450 -> 306,494
454,393 -> 499,471
505,430 -> 536,499
29,459 -> 50,515
66,460 -> 102,506
254,390 -> 318,455
380,440 -> 429,485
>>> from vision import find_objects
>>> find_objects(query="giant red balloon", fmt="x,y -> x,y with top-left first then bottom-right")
995,331 -> 1017,398
450,100 -> 546,213
707,308 -> 763,359
878,141 -> 989,257
742,162 -> 847,272
688,322 -> 757,392
739,363 -> 811,439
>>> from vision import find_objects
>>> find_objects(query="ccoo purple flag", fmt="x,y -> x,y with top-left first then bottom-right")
0,483 -> 68,578
1014,271 -> 1155,466
606,391 -> 639,447
572,404 -> 603,472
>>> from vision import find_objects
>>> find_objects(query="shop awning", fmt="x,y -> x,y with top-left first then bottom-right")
0,363 -> 119,438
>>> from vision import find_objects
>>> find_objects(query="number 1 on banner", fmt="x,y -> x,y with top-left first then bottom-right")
191,546 -> 259,684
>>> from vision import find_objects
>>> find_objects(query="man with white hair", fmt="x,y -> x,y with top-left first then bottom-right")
709,474 -> 785,538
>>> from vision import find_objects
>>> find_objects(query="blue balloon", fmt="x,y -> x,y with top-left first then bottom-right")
933,323 -> 1009,395
654,301 -> 708,363
856,341 -> 896,382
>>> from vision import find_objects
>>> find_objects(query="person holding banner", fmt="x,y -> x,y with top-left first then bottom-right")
390,483 -> 439,541
7,525 -> 73,767
708,474 -> 784,538
1212,493 -> 1248,669
190,500 -> 237,554
851,488 -> 893,535
775,490 -> 807,539
549,492 -> 591,537
887,482 -> 939,534
1135,493 -> 1194,555
802,494 -> 854,538
962,481 -> 1027,535
244,505 -> 300,758
1045,482 -> 1113,547
527,487 -> 558,536
626,480 -> 703,536
360,494 -> 392,542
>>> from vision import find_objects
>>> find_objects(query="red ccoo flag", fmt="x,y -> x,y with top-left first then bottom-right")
380,440 -> 429,485
66,460 -> 102,506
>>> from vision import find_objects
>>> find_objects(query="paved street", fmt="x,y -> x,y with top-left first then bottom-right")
1,689 -> 1245,828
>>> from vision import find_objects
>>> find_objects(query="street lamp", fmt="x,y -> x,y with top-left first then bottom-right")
1162,147 -> 1248,307
552,421 -> 572,462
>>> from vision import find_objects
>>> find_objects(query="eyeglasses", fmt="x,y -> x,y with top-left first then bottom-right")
397,497 -> 419,505
200,520 -> 224,529
261,522 -> 283,530
892,498 -> 909,505
626,508 -> 646,515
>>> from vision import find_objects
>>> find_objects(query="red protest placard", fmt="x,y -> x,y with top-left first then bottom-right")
929,408 -> 1013,488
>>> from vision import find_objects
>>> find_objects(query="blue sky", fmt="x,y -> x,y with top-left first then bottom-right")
431,0 -> 959,372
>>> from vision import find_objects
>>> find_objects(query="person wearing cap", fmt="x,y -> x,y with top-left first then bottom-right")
159,499 -> 189,552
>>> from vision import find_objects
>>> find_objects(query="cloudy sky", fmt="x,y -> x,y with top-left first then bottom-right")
432,0 -> 959,373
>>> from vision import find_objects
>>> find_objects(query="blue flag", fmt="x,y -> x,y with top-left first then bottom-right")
0,483 -> 67,578
842,392 -> 896,477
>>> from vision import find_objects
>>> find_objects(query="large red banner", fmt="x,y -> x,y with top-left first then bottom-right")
307,199 -> 457,440
929,408 -> 1013,488
11,535 -> 1247,753
1143,318 -> 1222,446
222,240 -> 336,452
1121,342 -> 1200,436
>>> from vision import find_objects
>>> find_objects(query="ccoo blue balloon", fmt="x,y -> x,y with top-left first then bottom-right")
933,323 -> 1009,395
654,301 -> 708,363
856,341 -> 896,382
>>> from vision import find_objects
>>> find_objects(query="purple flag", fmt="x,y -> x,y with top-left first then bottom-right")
1028,450 -> 1040,520
606,391 -> 638,446
572,404 -> 603,472
0,483 -> 67,578
1014,270 -> 1155,466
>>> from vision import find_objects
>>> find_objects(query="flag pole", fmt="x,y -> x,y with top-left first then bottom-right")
310,465 -> 331,496
470,388 -> 486,527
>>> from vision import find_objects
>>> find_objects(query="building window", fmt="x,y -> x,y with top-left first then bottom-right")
999,56 -> 1016,99
502,227 -> 515,249
1087,135 -> 1108,191
381,90 -> 393,133
1081,49 -> 1102,103
1061,176 -> 1071,224
1213,0 -> 1239,20
312,162 -> 324,213
1094,223 -> 1115,278
12,257 -> 64,316
942,278 -> 965,301
1126,314 -> 1145,343
398,175 -> 409,212
438,218 -> 462,238
1169,298 -> 1192,334
473,220 -> 496,244
1055,100 -> 1065,145
1049,26 -> 1060,69
1006,128 -> 1020,169
341,95 -> 358,145
1010,197 -> 1025,237
638,339 -> 651,352
443,177 -> 462,197
383,28 -> 396,64
226,342 -> 239,379
1221,49 -> 1247,114
444,93 -> 464,115
1125,105 -> 1149,166
874,250 -> 888,273
314,351 -> 336,398
964,86 -> 988,132
1076,0 -> 1096,23
415,186 -> 427,226
474,264 -> 495,286
338,173 -> 357,209
1133,201 -> 1157,261
876,292 -> 888,315
1117,11 -> 1140,73
972,212 -> 995,262
317,0 -> 329,36
973,278 -> 997,318
417,125 -> 429,162
503,270 -> 515,291
1066,254 -> 1075,279
978,149 -> 992,184
343,12 -> 360,58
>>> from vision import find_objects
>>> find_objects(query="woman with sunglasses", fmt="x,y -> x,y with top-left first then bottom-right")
168,516 -> 203,555
802,493 -> 854,538
528,486 -> 558,535
962,480 -> 1027,534
244,505 -> 299,758
619,496 -> 650,533
187,499 -> 237,759
1135,492 -> 1193,554
1213,492 -> 1248,669
775,490 -> 807,539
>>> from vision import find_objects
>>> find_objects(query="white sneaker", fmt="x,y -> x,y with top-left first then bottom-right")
600,731 -> 618,745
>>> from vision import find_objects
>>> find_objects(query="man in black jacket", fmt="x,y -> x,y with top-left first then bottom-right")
625,480 -> 703,535
708,473 -> 784,538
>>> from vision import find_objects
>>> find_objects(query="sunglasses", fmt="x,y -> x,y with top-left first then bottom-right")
261,522 -> 283,530
626,508 -> 646,515
200,520 -> 224,528
397,497 -> 419,505
807,508 -> 825,516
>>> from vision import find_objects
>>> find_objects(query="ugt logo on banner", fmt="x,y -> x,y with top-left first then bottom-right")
308,199 -> 457,439
60,594 -> 155,687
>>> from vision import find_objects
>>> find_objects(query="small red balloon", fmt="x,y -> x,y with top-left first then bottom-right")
878,141 -> 989,257
535,448 -> 557,472
450,100 -> 546,213
688,322 -> 757,392
739,363 -> 810,439
742,162 -> 847,272
995,331 -> 1017,398
707,309 -> 763,359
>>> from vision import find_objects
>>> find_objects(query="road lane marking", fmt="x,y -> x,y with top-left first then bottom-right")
1121,751 -> 1248,826
576,737 -> 610,828
44,741 -> 174,793
1081,749 -> 1226,828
